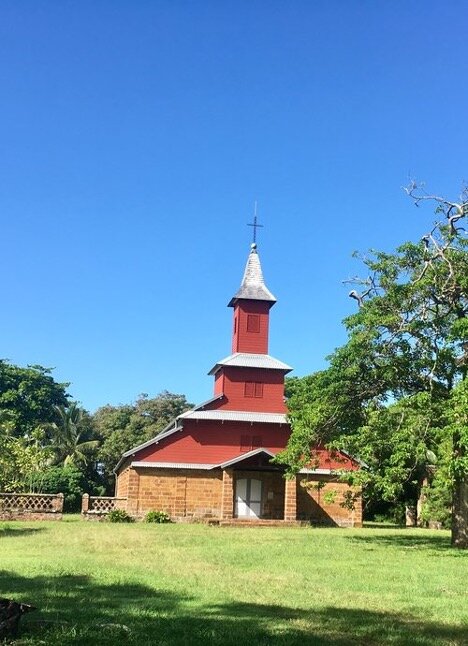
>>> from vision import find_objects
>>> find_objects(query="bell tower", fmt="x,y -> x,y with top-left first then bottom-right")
208,242 -> 292,414
229,242 -> 276,354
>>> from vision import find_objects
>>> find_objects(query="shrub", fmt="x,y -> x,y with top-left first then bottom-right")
28,465 -> 88,512
145,510 -> 171,524
107,509 -> 134,523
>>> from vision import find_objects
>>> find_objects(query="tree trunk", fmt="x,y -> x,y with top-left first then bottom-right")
451,476 -> 468,548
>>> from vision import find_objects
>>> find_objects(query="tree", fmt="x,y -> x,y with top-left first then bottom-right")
280,183 -> 468,547
0,360 -> 69,436
0,426 -> 52,492
50,403 -> 99,467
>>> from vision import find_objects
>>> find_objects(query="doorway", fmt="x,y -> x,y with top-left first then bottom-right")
235,478 -> 262,518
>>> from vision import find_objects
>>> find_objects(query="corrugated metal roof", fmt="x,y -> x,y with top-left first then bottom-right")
130,459 -> 334,475
228,244 -> 276,306
219,448 -> 276,468
132,461 -> 215,470
298,468 -> 332,475
208,352 -> 292,375
179,410 -> 288,424
191,393 -> 224,411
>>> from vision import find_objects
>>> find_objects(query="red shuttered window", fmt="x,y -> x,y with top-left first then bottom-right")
244,382 -> 263,398
244,382 -> 255,397
247,314 -> 260,333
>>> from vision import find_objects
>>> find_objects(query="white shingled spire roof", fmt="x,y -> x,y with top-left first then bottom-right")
228,243 -> 277,307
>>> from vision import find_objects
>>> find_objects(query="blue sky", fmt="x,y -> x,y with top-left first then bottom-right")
1,2 -> 467,411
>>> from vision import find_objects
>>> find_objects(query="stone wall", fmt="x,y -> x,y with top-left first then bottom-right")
115,464 -> 130,498
120,467 -> 224,519
0,492 -> 64,521
297,475 -> 362,527
115,467 -> 362,526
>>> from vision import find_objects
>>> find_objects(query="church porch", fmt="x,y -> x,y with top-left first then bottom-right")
219,450 -> 295,522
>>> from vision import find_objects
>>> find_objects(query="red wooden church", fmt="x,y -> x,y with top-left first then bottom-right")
115,243 -> 361,525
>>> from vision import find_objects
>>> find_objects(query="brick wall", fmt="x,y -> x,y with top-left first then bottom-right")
115,467 -> 362,526
126,467 -> 223,519
115,464 -> 130,498
297,475 -> 362,527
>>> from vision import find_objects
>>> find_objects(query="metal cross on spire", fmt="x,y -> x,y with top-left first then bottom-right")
247,201 -> 264,244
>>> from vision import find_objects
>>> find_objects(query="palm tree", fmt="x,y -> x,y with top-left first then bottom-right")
51,403 -> 99,466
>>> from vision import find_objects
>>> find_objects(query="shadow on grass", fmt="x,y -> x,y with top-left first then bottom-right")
0,525 -> 47,538
0,570 -> 466,645
363,522 -> 405,530
345,532 -> 461,553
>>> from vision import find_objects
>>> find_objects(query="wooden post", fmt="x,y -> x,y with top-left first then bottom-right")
284,477 -> 297,522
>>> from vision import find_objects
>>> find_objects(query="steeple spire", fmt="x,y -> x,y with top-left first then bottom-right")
228,243 -> 276,307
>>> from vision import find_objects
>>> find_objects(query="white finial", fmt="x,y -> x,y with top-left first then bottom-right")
251,242 -> 257,250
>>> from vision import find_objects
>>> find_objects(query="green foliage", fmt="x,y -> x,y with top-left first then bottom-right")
335,393 -> 446,503
28,465 -> 90,512
322,490 -> 337,505
0,360 -> 69,436
282,187 -> 468,545
0,427 -> 52,491
145,510 -> 171,523
107,509 -> 134,523
446,378 -> 468,478
420,481 -> 452,529
50,403 -> 99,467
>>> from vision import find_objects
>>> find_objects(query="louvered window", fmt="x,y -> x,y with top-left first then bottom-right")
247,314 -> 260,333
244,382 -> 255,397
244,382 -> 263,398
252,435 -> 262,448
254,382 -> 263,397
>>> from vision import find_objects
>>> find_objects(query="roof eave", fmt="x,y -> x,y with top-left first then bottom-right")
218,447 -> 276,469
228,295 -> 276,308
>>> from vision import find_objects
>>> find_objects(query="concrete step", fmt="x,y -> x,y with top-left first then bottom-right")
218,519 -> 306,527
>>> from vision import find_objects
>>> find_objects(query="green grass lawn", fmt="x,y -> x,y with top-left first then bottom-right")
0,519 -> 467,645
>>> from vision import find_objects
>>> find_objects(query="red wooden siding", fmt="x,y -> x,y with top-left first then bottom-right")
135,420 -> 290,464
132,421 -> 359,471
231,301 -> 271,354
210,367 -> 286,413
214,371 -> 224,395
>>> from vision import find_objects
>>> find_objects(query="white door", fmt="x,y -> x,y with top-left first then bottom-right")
235,478 -> 262,518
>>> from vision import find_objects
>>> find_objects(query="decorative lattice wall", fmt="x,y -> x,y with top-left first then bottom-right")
0,492 -> 64,520
81,495 -> 127,517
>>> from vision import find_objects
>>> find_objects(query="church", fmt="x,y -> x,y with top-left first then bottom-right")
114,242 -> 362,526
